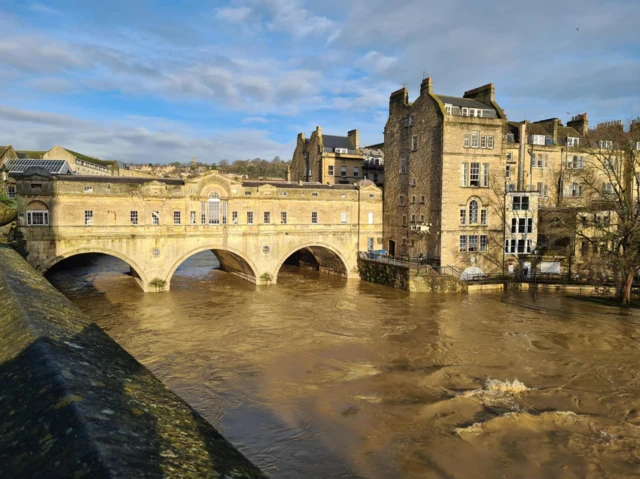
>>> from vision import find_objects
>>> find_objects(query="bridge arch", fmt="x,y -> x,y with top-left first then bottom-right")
275,242 -> 351,281
165,246 -> 259,286
42,247 -> 151,291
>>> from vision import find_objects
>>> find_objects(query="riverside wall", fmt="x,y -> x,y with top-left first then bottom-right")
0,244 -> 266,478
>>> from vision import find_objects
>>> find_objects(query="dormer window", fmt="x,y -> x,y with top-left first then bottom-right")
599,140 -> 613,150
567,137 -> 579,147
462,107 -> 469,116
445,104 -> 452,114
530,135 -> 546,146
335,148 -> 348,154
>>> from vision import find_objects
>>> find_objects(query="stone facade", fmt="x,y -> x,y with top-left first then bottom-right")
13,172 -> 383,292
383,78 -> 521,277
291,127 -> 382,185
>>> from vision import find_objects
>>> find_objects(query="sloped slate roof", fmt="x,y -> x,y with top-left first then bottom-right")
5,159 -> 71,174
435,95 -> 495,111
63,148 -> 116,167
322,135 -> 355,150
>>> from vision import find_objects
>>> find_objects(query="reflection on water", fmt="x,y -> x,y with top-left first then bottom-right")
48,252 -> 640,478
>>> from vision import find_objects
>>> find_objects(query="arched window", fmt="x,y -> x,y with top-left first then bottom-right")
205,191 -> 227,225
469,200 -> 478,224
26,201 -> 50,226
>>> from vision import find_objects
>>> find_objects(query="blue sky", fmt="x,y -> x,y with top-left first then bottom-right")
1,0 -> 639,163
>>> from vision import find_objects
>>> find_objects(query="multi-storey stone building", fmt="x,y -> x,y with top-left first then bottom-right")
383,78 -> 527,276
291,127 -> 381,185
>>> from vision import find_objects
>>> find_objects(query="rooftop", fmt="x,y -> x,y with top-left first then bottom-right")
435,95 -> 498,118
242,180 -> 358,190
5,159 -> 72,174
322,135 -> 356,151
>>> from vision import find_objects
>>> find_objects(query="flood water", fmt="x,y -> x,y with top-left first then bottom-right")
47,252 -> 640,478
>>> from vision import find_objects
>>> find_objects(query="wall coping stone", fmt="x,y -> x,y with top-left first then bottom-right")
0,244 -> 266,478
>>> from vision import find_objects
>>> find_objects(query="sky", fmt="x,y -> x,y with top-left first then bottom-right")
1,0 -> 639,164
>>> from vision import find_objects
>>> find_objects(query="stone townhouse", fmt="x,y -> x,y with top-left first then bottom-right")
291,127 -> 370,185
383,77 -> 521,276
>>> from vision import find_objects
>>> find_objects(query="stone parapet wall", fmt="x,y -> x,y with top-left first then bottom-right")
0,244 -> 266,478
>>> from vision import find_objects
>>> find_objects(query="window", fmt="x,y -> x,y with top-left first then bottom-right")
487,136 -> 494,149
480,235 -> 488,252
411,239 -> 415,247
480,136 -> 487,148
368,212 -> 374,225
464,134 -> 471,148
480,209 -> 487,226
599,140 -> 613,149
264,211 -> 270,224
411,136 -> 418,151
569,155 -> 584,169
311,212 -> 318,224
26,210 -> 49,226
402,238 -> 407,246
511,218 -> 517,234
446,104 -> 453,114
281,191 -> 287,196
602,183 -> 614,195
506,165 -> 511,179
468,235 -> 478,252
401,157 -> 407,174
462,107 -> 469,116
85,210 -> 94,225
471,131 -> 479,148
482,163 -> 489,187
420,215 -> 425,223
247,211 -> 254,225
173,211 -> 181,225
460,208 -> 466,226
470,162 -> 480,186
84,186 -> 93,193
341,212 -> 347,224
544,153 -> 550,168
402,215 -> 407,227
7,185 -> 15,199
420,195 -> 425,204
572,183 -> 583,197
353,167 -> 360,178
469,200 -> 479,224
190,211 -> 196,224
567,137 -> 579,147
341,166 -> 347,177
280,211 -> 287,224
335,148 -> 348,154
130,211 -> 138,225
532,153 -> 544,168
201,203 -> 206,224
312,192 -> 318,197
513,196 -> 529,211
373,173 -> 379,183
461,162 -> 469,187
527,218 -> 533,233
368,237 -> 374,250
30,183 -> 42,190
411,195 -> 416,204
505,239 -> 515,253
328,165 -> 334,176
506,152 -> 513,162
459,235 -> 467,252
308,168 -> 312,177
400,195 -> 405,206
410,214 -> 415,224
245,191 -> 252,196
232,211 -> 238,224
530,135 -> 545,145
517,239 -> 526,253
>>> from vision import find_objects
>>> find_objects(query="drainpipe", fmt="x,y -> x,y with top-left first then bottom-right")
518,122 -> 526,191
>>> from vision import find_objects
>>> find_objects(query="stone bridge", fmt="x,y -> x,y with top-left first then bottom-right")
12,171 -> 382,291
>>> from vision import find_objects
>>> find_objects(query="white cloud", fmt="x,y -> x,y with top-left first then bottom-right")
258,0 -> 337,38
29,3 -> 62,16
215,6 -> 253,22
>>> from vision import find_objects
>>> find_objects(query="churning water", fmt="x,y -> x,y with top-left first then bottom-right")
48,252 -> 640,478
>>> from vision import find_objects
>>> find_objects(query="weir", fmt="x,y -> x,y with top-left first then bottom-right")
0,244 -> 266,477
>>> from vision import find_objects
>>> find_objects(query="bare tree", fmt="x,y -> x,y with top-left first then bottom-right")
562,120 -> 640,304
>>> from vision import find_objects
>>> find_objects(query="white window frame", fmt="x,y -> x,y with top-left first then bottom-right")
311,212 -> 318,224
281,211 -> 287,224
480,209 -> 487,226
26,210 -> 49,226
173,210 -> 181,225
411,136 -> 418,151
567,137 -> 579,147
341,212 -> 347,224
85,210 -> 94,226
264,211 -> 270,224
328,165 -> 334,176
469,162 -> 480,186
460,208 -> 466,226
130,210 -> 138,225
340,166 -> 347,177
464,134 -> 470,148
482,163 -> 489,187
368,212 -> 374,225
84,186 -> 93,193
190,211 -> 196,225
232,211 -> 238,224
471,131 -> 479,148
7,185 -> 16,199
480,135 -> 487,149
247,211 -> 254,225
480,235 -> 487,252
487,136 -> 494,149
400,157 -> 407,174
468,235 -> 478,252
459,235 -> 467,252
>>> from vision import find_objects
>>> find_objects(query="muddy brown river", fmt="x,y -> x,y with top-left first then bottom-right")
47,252 -> 640,478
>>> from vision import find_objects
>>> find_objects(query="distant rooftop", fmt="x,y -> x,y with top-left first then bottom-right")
242,180 -> 357,190
5,159 -> 72,174
322,135 -> 355,151
435,95 -> 498,118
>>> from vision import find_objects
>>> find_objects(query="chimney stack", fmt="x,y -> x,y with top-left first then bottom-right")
348,129 -> 360,151
420,77 -> 433,96
567,113 -> 589,136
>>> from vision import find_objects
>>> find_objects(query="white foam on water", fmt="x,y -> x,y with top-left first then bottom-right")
459,377 -> 533,411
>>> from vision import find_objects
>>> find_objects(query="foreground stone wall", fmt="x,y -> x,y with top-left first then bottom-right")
0,244 -> 266,478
